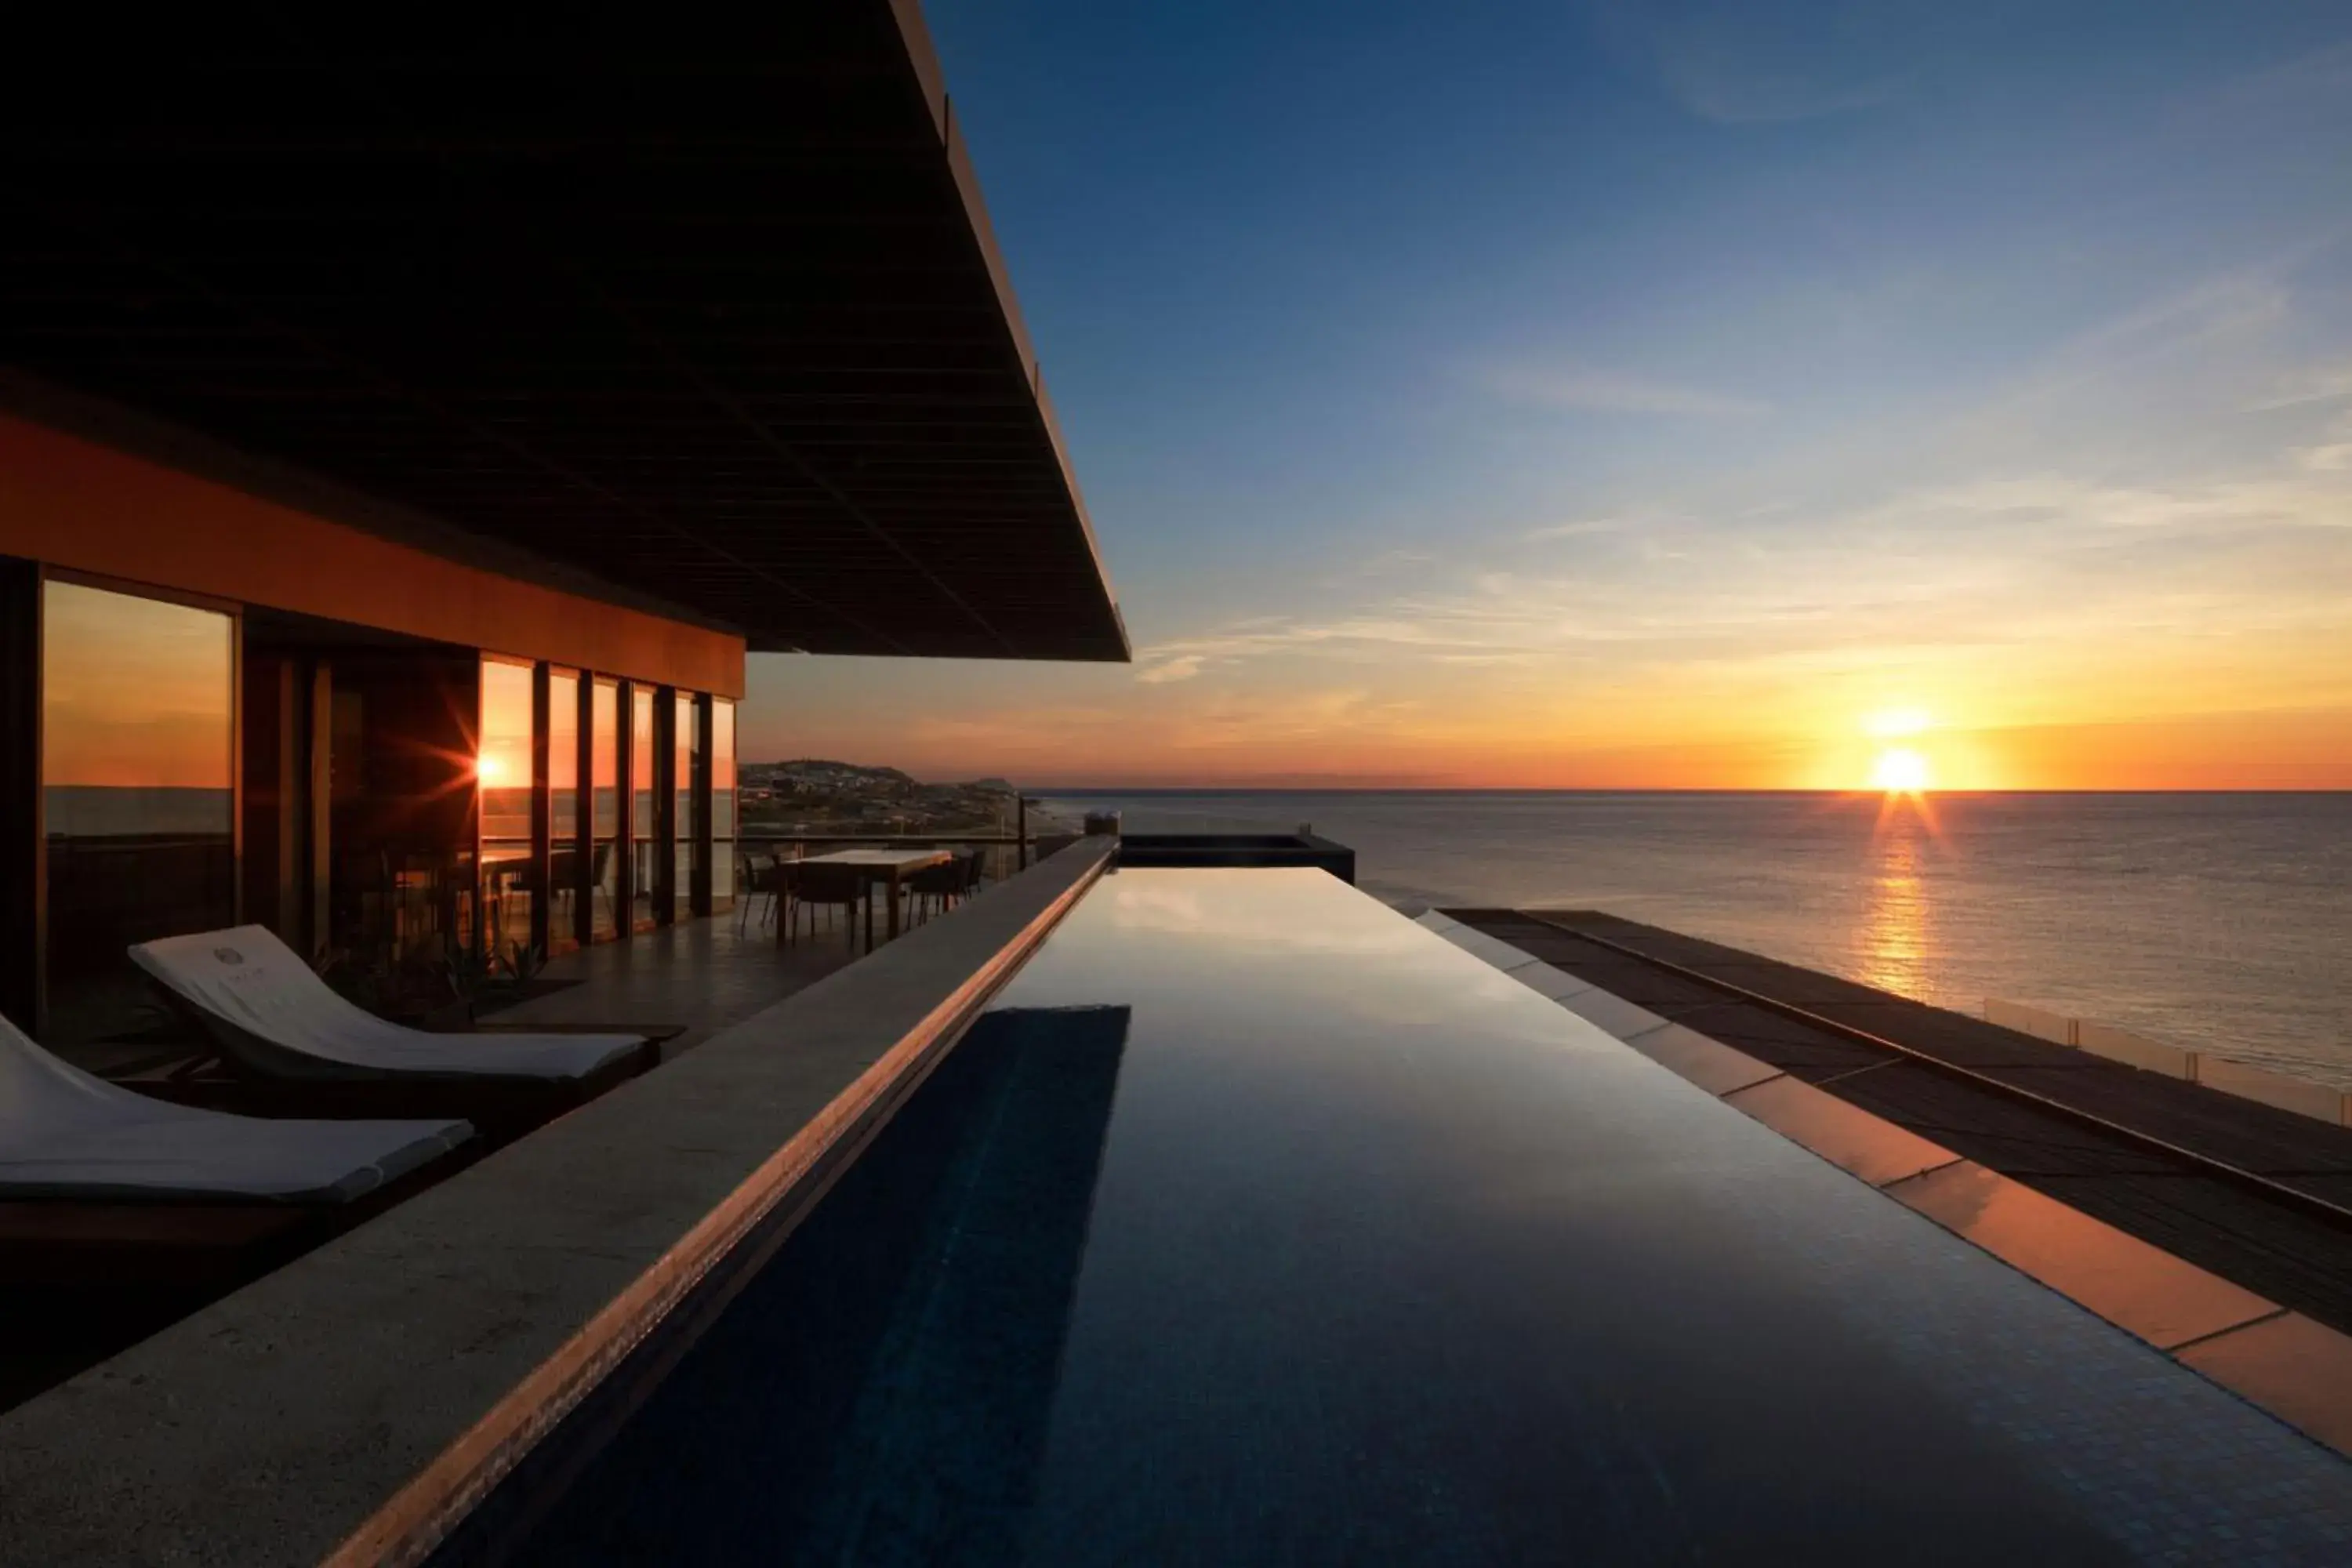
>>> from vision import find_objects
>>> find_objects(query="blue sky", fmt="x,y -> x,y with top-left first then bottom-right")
746,0 -> 2352,787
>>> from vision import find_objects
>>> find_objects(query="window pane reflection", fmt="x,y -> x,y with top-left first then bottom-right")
590,678 -> 619,941
630,686 -> 655,931
549,670 -> 579,953
549,670 -> 579,840
479,659 -> 534,844
42,580 -> 234,1043
675,692 -> 698,920
712,699 -> 737,903
479,657 -> 534,963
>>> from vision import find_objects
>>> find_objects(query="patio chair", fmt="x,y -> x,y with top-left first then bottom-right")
906,855 -> 964,924
735,851 -> 781,934
129,926 -> 653,1084
0,1011 -> 470,1204
786,862 -> 865,950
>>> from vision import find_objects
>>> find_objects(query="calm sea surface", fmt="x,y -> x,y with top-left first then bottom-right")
1034,791 -> 2352,1089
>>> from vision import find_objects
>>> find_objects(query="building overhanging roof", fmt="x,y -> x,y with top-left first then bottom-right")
0,4 -> 1127,661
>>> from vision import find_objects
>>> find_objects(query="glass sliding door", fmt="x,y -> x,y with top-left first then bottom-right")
590,677 -> 620,942
673,691 -> 699,922
42,579 -> 235,1044
478,656 -> 534,967
630,685 -> 656,931
547,668 -> 580,954
711,698 -> 737,912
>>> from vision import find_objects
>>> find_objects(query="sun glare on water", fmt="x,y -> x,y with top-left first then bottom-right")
1870,746 -> 1932,793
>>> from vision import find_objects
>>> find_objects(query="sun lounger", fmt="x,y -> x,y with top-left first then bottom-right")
0,1012 -> 469,1203
129,925 -> 652,1083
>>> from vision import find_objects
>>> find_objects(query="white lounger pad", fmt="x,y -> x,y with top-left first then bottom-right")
0,1015 -> 468,1203
130,927 -> 646,1082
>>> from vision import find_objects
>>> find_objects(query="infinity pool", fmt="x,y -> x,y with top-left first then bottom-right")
469,868 -> 2352,1565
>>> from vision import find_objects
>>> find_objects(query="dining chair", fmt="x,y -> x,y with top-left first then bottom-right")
789,862 -> 865,950
906,855 -> 962,924
735,852 -> 780,934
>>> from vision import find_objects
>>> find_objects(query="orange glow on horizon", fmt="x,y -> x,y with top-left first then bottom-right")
749,655 -> 2352,791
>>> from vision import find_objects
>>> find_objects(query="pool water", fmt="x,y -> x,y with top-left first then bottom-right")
467,868 -> 2352,1566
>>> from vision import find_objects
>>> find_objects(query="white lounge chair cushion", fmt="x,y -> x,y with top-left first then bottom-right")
129,926 -> 647,1082
0,1014 -> 467,1203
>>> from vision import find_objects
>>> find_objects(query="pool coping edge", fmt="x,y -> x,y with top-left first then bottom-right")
0,839 -> 1116,1568
330,837 -> 1116,1568
1457,920 -> 2352,1466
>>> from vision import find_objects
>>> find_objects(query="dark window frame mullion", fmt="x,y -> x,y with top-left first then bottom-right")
0,557 -> 44,1035
615,678 -> 637,931
572,672 -> 595,950
529,661 -> 552,961
691,691 -> 714,918
654,688 -> 678,924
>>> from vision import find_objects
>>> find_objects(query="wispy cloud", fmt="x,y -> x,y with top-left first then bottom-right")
1973,270 -> 2296,424
1650,57 -> 1902,126
1134,654 -> 1206,684
1882,474 -> 2352,535
1133,615 -> 1494,684
1355,548 -> 1437,575
2201,38 -> 2352,117
1129,465 -> 2352,695
2247,362 -> 2352,411
1521,514 -> 1643,542
1584,1 -> 1910,125
1476,363 -> 1767,417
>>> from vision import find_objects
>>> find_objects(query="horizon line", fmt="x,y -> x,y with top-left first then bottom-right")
1010,784 -> 2350,796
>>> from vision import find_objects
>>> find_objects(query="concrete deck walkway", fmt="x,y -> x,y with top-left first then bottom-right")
0,842 -> 1114,1568
484,912 -> 861,1062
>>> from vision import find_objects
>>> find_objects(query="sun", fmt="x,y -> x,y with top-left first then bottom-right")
1870,747 -> 1932,794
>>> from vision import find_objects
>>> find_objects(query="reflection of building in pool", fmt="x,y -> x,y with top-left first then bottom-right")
0,9 -> 1127,1047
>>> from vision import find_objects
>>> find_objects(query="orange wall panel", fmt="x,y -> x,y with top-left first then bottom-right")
0,415 -> 746,697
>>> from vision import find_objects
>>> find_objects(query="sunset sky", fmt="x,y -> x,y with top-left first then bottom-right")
746,0 -> 2352,789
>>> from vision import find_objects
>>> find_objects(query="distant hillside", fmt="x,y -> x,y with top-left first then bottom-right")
737,759 -> 1019,833
755,759 -> 917,788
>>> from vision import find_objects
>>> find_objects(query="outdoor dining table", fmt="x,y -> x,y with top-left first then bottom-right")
792,848 -> 955,951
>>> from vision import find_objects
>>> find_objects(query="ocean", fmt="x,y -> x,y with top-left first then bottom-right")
1033,790 -> 2352,1090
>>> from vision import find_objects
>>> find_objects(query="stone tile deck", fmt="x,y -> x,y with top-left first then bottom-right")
482,911 -> 863,1063
0,844 -> 1115,1568
1451,907 -> 2352,1323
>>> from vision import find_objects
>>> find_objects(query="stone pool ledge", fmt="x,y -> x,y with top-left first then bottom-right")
0,838 -> 1116,1568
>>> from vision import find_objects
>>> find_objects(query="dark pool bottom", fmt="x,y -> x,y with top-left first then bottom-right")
439,869 -> 2352,1566
438,1005 -> 1127,1566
